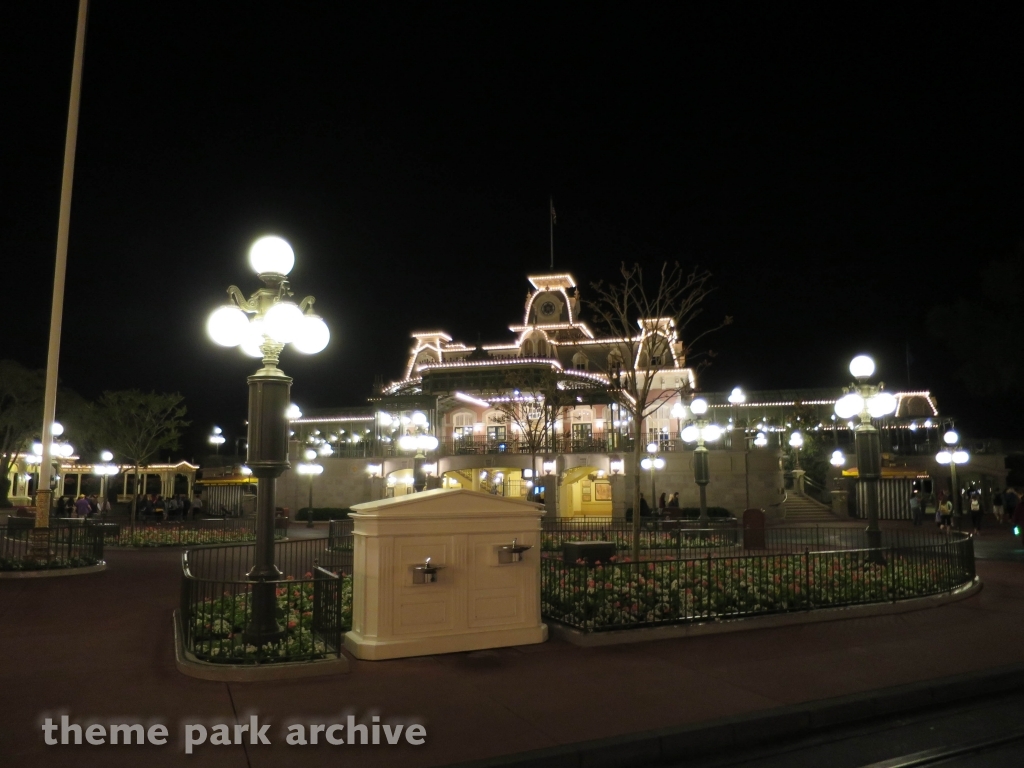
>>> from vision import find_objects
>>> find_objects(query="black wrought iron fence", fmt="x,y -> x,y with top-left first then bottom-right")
178,537 -> 351,665
0,524 -> 105,571
326,519 -> 354,574
542,518 -> 740,557
542,531 -> 975,632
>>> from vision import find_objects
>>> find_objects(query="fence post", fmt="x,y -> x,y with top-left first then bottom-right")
890,545 -> 897,602
804,549 -> 810,609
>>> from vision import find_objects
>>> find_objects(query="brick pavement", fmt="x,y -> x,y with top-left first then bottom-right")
0,527 -> 1022,768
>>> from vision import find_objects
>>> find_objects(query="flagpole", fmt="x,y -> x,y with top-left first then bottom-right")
549,196 -> 554,270
35,0 -> 89,532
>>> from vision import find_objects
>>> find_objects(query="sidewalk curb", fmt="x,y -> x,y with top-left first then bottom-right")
443,663 -> 1024,768
172,611 -> 350,682
0,562 -> 106,579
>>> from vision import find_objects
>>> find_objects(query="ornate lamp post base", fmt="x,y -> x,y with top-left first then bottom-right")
29,489 -> 54,561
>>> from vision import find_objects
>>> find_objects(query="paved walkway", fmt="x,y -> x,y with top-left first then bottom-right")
1,524 -> 1022,768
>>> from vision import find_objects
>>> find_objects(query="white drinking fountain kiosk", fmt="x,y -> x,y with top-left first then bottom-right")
344,488 -> 548,660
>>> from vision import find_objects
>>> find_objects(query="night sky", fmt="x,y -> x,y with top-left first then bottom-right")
4,2 -> 1023,459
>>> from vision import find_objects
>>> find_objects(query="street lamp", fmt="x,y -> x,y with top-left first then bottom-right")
830,449 -> 846,467
92,450 -> 118,509
680,397 -> 723,524
640,442 -> 665,510
206,235 -> 330,644
297,450 -> 324,528
936,430 -> 969,524
834,354 -> 897,552
788,430 -> 804,470
209,426 -> 226,454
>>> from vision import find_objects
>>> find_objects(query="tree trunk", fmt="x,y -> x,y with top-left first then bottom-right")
632,421 -> 642,562
130,463 -> 140,533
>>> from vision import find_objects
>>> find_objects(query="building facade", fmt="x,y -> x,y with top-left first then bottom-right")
277,272 -> 994,521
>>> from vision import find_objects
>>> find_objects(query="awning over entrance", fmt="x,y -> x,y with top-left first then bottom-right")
841,467 -> 930,479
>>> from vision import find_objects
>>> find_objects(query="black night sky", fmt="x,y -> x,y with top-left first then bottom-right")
4,2 -> 1023,459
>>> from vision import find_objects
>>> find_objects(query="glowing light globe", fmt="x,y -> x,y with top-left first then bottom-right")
653,457 -> 666,469
943,430 -> 959,445
51,422 -> 64,437
728,387 -> 746,404
834,393 -> 864,419
936,450 -> 952,465
318,444 -> 334,457
952,450 -> 969,464
417,435 -> 439,451
690,398 -> 708,415
240,318 -> 266,358
867,392 -> 897,418
378,412 -> 393,426
671,402 -> 686,419
681,425 -> 700,443
59,443 -> 75,457
646,442 -> 659,453
207,305 -> 249,347
101,450 -> 114,462
640,457 -> 653,470
263,301 -> 304,343
849,355 -> 875,379
703,425 -> 723,442
412,411 -> 428,426
286,404 -> 302,420
754,432 -> 768,447
292,314 -> 330,354
249,236 -> 294,275
398,435 -> 417,452
830,449 -> 846,466
303,448 -> 317,461
789,431 -> 804,448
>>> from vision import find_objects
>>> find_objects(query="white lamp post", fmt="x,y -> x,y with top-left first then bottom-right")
834,354 -> 897,552
640,442 -> 666,511
297,452 -> 324,528
208,426 -> 226,454
936,430 -> 969,524
788,430 -> 804,470
681,397 -> 723,524
206,235 -> 331,644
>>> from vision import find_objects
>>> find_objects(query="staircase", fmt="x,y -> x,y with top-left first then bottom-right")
780,492 -> 840,524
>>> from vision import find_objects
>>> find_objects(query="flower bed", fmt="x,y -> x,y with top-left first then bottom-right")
188,573 -> 352,664
542,539 -> 974,632
541,527 -> 737,553
117,526 -> 279,548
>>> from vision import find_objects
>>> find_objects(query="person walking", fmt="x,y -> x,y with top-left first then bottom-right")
667,492 -> 680,508
1004,488 -> 1019,527
938,491 -> 953,532
969,491 -> 983,534
658,492 -> 667,511
639,493 -> 651,518
1012,491 -> 1024,547
909,491 -> 923,526
190,495 -> 203,520
993,489 -> 1005,524
73,494 -> 91,518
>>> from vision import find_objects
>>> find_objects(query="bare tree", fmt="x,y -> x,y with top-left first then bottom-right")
94,390 -> 189,531
582,262 -> 730,561
492,368 -> 573,498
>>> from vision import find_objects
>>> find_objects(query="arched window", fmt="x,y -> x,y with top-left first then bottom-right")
572,352 -> 589,371
451,410 -> 475,441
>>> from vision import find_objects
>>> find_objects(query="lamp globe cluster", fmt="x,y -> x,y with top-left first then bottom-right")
206,236 -> 330,357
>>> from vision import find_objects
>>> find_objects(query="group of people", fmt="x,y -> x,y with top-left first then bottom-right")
134,494 -> 200,521
629,491 -> 681,518
909,486 -> 1024,539
62,494 -> 110,518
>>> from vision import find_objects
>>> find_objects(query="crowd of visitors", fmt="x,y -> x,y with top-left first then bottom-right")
910,486 -> 1024,543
